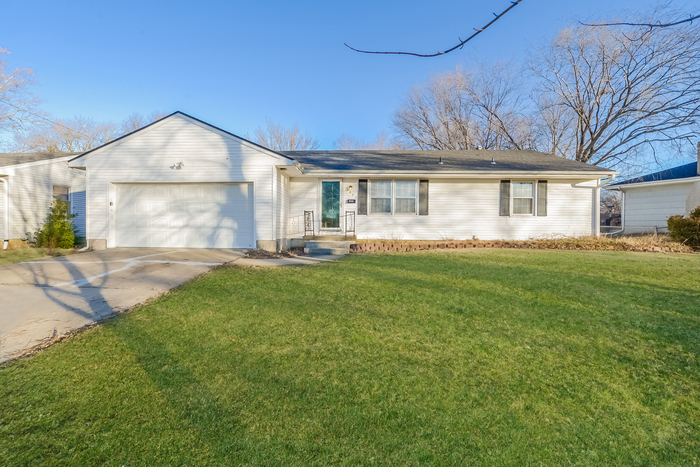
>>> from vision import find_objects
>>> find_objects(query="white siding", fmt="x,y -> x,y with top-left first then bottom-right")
275,169 -> 290,243
0,181 -> 6,240
288,178 -> 319,237
2,160 -> 86,239
74,114 -> 291,247
622,182 -> 695,234
289,177 -> 596,240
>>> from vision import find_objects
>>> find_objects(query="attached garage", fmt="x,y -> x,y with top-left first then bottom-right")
115,183 -> 254,248
69,112 -> 295,250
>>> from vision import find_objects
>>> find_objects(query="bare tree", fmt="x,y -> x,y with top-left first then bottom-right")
250,118 -> 319,151
333,130 -> 404,150
0,48 -> 42,138
532,92 -> 576,159
120,111 -> 168,134
392,63 -> 534,150
13,116 -> 120,153
531,18 -> 700,168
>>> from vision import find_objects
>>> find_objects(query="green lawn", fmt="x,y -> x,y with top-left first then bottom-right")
0,248 -> 75,266
1,250 -> 699,466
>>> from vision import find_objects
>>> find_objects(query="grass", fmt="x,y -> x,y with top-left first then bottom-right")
1,249 -> 699,465
0,247 -> 76,266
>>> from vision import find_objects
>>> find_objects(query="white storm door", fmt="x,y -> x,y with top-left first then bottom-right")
115,183 -> 254,248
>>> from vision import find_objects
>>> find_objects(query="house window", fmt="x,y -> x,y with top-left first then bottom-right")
370,181 -> 392,213
53,186 -> 71,212
395,181 -> 416,214
512,182 -> 534,215
369,180 -> 418,215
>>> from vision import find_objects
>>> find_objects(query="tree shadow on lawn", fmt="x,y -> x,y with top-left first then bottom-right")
345,253 -> 700,344
78,253 -> 700,465
107,307 -> 349,465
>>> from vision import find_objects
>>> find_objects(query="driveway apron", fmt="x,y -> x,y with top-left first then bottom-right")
0,248 -> 245,363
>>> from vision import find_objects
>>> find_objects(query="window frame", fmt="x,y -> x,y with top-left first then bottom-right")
52,185 -> 72,215
511,181 -> 535,216
368,180 -> 419,216
369,180 -> 393,215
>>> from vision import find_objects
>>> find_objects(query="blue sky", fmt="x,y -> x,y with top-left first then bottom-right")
3,0 -> 694,155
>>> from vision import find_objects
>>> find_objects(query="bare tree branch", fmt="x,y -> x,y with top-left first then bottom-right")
333,131 -> 404,150
121,111 -> 168,134
13,112 -> 167,152
250,118 -> 319,151
13,116 -> 120,153
392,63 -> 535,150
581,13 -> 699,29
531,17 -> 700,167
0,47 -> 42,139
344,0 -> 523,58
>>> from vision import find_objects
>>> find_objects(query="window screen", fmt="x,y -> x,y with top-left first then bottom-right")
394,181 -> 416,214
370,181 -> 392,213
512,182 -> 534,214
53,186 -> 70,212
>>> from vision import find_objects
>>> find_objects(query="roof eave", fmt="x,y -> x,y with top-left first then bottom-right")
296,169 -> 617,179
607,175 -> 700,190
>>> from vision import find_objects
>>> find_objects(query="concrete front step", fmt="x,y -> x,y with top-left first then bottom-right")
304,240 -> 353,256
303,235 -> 357,241
305,240 -> 354,249
304,247 -> 351,255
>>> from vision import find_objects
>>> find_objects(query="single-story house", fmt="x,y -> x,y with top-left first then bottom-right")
1,153 -> 86,249
606,144 -> 700,234
67,112 -> 616,250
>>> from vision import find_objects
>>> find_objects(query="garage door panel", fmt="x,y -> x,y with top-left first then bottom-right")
116,183 -> 254,248
135,202 -> 150,214
170,202 -> 186,214
169,218 -> 187,228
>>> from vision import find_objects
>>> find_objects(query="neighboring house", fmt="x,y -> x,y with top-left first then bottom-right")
606,144 -> 700,234
68,112 -> 616,251
0,153 -> 86,249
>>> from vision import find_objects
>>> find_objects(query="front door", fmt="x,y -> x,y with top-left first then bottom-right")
321,181 -> 340,229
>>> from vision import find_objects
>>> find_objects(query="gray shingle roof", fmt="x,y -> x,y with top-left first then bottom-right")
280,150 -> 614,174
609,162 -> 699,186
0,153 -> 78,168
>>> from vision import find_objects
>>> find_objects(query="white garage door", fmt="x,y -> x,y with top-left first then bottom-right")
116,183 -> 254,248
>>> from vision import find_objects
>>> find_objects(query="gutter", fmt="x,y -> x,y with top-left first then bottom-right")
0,177 -> 8,250
299,171 -> 617,179
570,174 -> 617,189
607,175 -> 700,190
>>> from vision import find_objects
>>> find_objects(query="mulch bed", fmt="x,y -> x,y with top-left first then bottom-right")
245,247 -> 305,259
350,240 -> 692,254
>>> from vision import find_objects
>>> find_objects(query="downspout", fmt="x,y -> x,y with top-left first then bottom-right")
0,177 -> 8,250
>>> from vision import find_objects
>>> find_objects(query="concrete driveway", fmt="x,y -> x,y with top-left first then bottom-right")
0,248 -> 246,363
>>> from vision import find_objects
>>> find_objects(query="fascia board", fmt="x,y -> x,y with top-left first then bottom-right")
1,156 -> 74,171
295,170 -> 616,179
608,176 -> 700,190
69,112 -> 294,167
